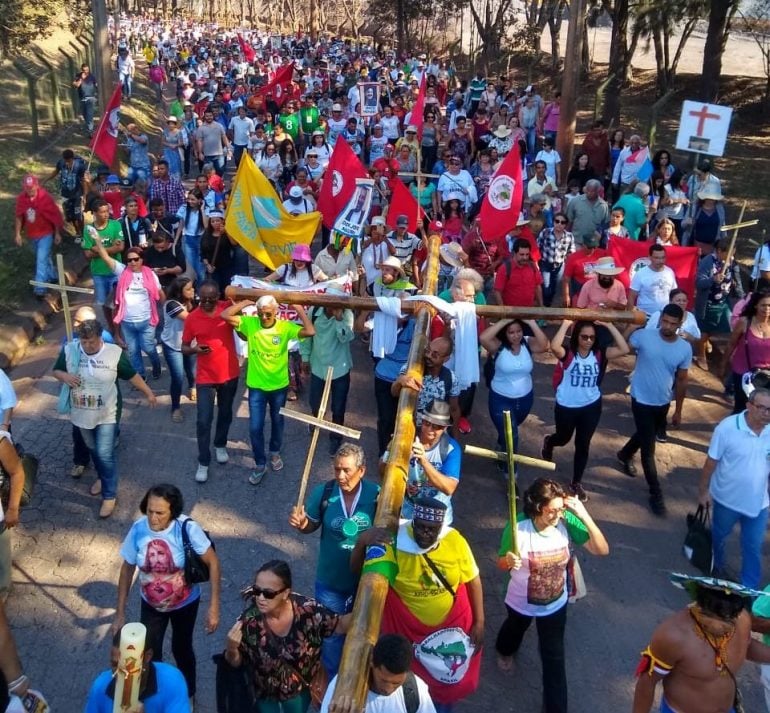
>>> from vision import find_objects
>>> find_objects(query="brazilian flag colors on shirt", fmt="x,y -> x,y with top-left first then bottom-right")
225,154 -> 321,270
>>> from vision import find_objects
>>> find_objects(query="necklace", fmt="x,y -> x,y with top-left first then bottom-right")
689,605 -> 735,673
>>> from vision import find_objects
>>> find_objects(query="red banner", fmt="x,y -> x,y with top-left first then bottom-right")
411,73 -> 427,139
89,85 -> 122,167
478,144 -> 523,240
237,34 -> 255,63
317,138 -> 368,229
385,178 -> 426,233
608,237 -> 699,306
258,63 -> 295,106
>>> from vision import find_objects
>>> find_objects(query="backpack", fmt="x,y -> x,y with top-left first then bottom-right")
483,340 -> 531,388
436,366 -> 453,401
552,348 -> 607,391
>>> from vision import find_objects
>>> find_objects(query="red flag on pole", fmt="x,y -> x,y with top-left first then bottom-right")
237,34 -> 255,63
385,178 -> 426,233
478,144 -> 524,240
89,85 -> 122,167
258,63 -> 295,107
317,139 -> 368,229
608,237 -> 699,306
410,73 -> 427,140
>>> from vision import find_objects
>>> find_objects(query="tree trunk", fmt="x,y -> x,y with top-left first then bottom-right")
670,17 -> 697,78
604,0 -> 630,124
653,26 -> 666,95
581,20 -> 591,73
699,0 -> 735,102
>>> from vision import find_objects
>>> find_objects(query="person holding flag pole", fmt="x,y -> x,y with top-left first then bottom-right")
86,84 -> 124,175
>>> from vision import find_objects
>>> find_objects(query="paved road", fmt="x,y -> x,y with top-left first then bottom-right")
4,299 -> 766,712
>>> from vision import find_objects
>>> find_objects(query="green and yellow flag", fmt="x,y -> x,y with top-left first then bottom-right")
225,154 -> 321,270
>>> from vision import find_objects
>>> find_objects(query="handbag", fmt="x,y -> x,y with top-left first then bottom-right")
180,518 -> 215,585
0,432 -> 38,509
213,652 -> 254,713
683,505 -> 713,576
57,342 -> 81,414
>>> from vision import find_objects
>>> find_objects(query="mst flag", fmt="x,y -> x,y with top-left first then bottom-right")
385,178 -> 426,233
317,138 -> 368,229
410,73 -> 427,139
258,63 -> 294,106
225,154 -> 321,270
608,237 -> 699,305
478,144 -> 524,240
89,85 -> 122,167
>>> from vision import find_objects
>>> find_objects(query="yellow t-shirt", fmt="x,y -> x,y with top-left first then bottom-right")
237,315 -> 301,390
364,527 -> 479,626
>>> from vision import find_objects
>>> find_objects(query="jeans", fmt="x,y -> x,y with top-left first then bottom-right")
120,73 -> 133,98
309,372 -> 350,451
121,319 -> 160,379
183,234 -> 205,288
141,597 -> 199,697
196,377 -> 239,466
204,154 -> 226,177
233,144 -> 247,168
617,399 -> 670,497
488,388 -> 534,458
31,235 -> 56,295
73,423 -> 90,466
539,261 -> 564,307
248,386 -> 288,468
127,166 -> 150,184
375,377 -> 398,456
92,274 -> 118,307
78,423 -> 118,499
496,603 -> 568,713
163,343 -> 196,410
549,399 -> 602,484
315,581 -> 354,677
524,126 -> 537,157
711,499 -> 769,589
81,97 -> 96,132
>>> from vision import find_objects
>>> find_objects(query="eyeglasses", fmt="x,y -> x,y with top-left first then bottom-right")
580,334 -> 596,341
253,586 -> 288,600
126,257 -> 142,263
554,219 -> 568,224
750,402 -> 770,414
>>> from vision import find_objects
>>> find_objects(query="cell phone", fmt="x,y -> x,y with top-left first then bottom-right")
199,344 -> 212,353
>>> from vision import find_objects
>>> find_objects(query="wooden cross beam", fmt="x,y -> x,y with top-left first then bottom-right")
278,408 -> 362,440
29,253 -> 94,341
719,202 -> 757,280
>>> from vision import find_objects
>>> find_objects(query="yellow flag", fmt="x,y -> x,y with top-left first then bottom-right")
225,154 -> 321,270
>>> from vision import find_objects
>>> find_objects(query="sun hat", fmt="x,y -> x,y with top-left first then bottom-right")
493,125 -> 512,139
439,242 -> 464,268
592,256 -> 625,276
515,212 -> 530,227
289,185 -> 303,199
380,255 -> 405,278
420,399 -> 452,426
697,187 -> 723,201
291,244 -> 312,262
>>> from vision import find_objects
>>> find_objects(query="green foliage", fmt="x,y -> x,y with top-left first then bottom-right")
0,0 -> 65,59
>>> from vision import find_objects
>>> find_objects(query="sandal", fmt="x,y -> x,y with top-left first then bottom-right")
270,454 -> 284,472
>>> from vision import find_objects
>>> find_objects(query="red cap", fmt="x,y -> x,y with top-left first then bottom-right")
23,174 -> 39,189
429,220 -> 444,234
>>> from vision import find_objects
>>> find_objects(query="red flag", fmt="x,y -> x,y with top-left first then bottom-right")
317,139 -> 368,229
608,237 -> 699,306
237,34 -> 255,63
410,73 -> 427,140
89,85 -> 122,167
479,144 -> 524,240
385,178 -> 426,233
258,63 -> 295,107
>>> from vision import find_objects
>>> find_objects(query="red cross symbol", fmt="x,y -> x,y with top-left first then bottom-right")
689,104 -> 721,136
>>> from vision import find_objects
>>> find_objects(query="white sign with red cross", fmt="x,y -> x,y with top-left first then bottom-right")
675,100 -> 733,157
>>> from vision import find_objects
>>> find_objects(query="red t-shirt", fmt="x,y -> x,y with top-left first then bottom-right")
15,189 -> 63,239
494,259 -> 543,306
461,229 -> 504,278
102,190 -> 125,220
563,248 -> 609,286
181,302 -> 240,385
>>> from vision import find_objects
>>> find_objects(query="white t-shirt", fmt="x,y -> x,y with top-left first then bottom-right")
113,262 -> 161,323
380,115 -> 401,140
630,265 -> 678,316
534,149 -> 561,182
645,309 -> 701,341
490,342 -> 533,399
555,350 -> 602,408
321,672 -> 436,713
708,412 -> 770,517
0,369 -> 18,414
228,115 -> 255,145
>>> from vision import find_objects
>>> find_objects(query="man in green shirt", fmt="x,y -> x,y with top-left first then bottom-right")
221,294 -> 315,482
82,199 -> 124,333
279,100 -> 301,144
288,442 -> 380,676
298,95 -> 321,152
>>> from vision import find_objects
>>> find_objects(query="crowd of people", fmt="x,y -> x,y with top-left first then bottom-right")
6,14 -> 770,713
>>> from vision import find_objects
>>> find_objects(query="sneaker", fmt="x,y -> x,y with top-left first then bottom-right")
541,435 -> 554,461
656,426 -> 668,444
99,498 -> 116,518
249,466 -> 267,486
616,452 -> 637,477
152,364 -> 162,380
649,493 -> 667,516
215,447 -> 229,464
70,464 -> 86,478
195,464 -> 209,483
171,409 -> 184,423
570,482 -> 588,502
457,417 -> 472,434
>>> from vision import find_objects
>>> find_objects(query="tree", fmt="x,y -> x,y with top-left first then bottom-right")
600,0 -> 631,124
699,0 -> 740,102
0,0 -> 64,59
737,0 -> 770,109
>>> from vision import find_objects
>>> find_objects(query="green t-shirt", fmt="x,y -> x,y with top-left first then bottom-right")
752,584 -> 770,646
279,112 -> 300,140
299,106 -> 320,135
237,316 -> 301,390
83,220 -> 125,276
306,479 -> 380,594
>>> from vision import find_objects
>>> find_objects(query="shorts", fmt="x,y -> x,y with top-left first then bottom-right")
661,697 -> 733,713
63,197 -> 83,221
92,274 -> 118,307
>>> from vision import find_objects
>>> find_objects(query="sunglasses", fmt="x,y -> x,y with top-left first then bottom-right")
580,333 -> 596,341
252,586 -> 288,600
554,219 -> 568,224
126,257 -> 142,263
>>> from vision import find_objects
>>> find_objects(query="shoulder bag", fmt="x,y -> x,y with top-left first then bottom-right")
180,518 -> 215,585
57,341 -> 81,414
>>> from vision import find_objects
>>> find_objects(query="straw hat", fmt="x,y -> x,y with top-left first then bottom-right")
515,212 -> 530,227
493,125 -> 512,139
439,242 -> 465,268
593,256 -> 624,276
380,255 -> 406,278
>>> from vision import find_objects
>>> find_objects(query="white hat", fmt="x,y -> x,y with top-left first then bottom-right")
515,212 -> 530,227
525,85 -> 533,93
289,185 -> 303,199
493,125 -> 511,139
405,125 -> 417,133
380,255 -> 405,278
592,256 -> 625,276
332,103 -> 343,111
371,216 -> 386,227
697,187 -> 723,201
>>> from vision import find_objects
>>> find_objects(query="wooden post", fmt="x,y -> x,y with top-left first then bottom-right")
503,411 -> 519,556
330,234 -> 442,710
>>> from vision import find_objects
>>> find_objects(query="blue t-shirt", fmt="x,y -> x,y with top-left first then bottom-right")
374,319 -> 417,383
402,433 -> 461,524
629,329 -> 691,406
84,662 -> 190,713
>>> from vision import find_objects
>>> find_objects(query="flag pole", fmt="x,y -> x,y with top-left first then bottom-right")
85,84 -> 119,175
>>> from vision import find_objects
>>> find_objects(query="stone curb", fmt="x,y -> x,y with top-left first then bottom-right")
0,251 -> 90,369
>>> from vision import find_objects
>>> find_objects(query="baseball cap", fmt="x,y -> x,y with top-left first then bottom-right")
396,214 -> 408,227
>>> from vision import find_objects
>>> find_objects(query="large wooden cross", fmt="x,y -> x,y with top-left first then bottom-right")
29,253 -> 94,341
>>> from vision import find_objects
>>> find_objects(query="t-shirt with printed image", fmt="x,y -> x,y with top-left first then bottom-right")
237,315 -> 302,390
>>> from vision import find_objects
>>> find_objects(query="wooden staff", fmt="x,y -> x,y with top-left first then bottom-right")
223,286 -> 647,324
503,411 -> 519,557
720,200 -> 748,280
295,366 -> 333,509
